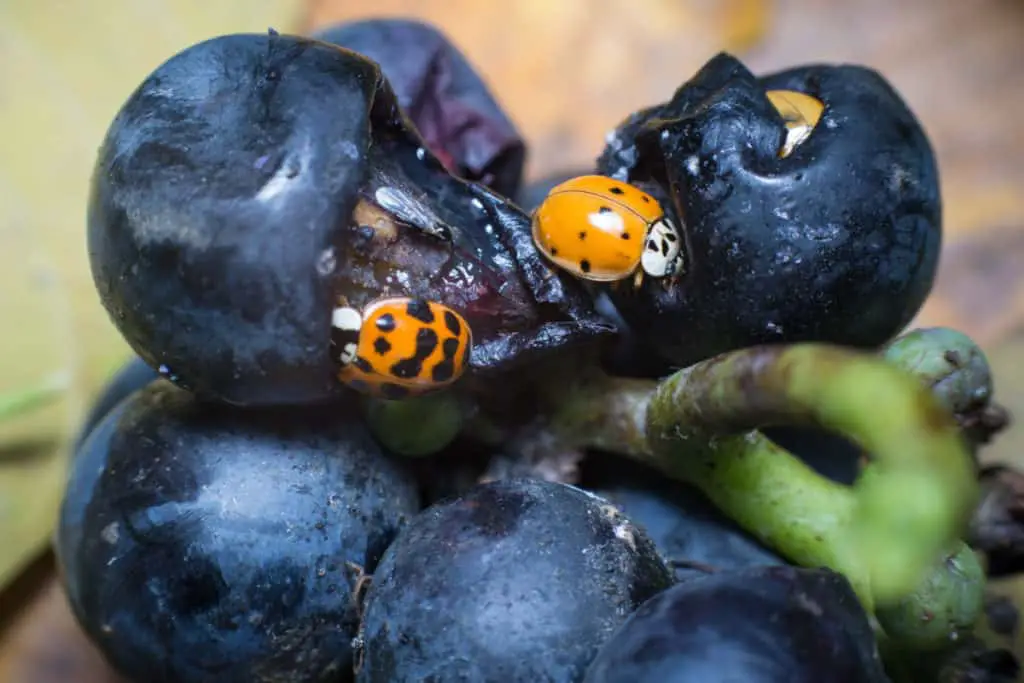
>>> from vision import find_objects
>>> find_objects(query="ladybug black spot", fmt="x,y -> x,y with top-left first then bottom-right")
621,232 -> 631,240
641,195 -> 651,203
609,187 -> 625,195
405,300 -> 435,324
580,260 -> 592,274
354,356 -> 373,373
443,337 -> 460,359
432,338 -> 462,383
550,247 -> 559,256
390,328 -> 439,379
414,327 -> 440,356
373,337 -> 391,356
432,361 -> 455,383
443,311 -> 462,336
376,314 -> 397,333
598,206 -> 613,214
578,231 -> 587,241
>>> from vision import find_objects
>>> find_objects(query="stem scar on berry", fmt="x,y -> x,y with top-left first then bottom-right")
765,89 -> 825,157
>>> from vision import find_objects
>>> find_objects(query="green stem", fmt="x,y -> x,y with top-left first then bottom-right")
651,344 -> 977,604
547,343 -> 978,614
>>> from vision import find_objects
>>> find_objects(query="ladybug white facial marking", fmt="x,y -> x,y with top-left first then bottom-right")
640,218 -> 684,278
331,306 -> 363,365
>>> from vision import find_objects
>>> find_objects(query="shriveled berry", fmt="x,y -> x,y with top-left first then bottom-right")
598,52 -> 940,368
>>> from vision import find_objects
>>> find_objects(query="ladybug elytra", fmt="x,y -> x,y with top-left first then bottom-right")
530,175 -> 684,287
330,296 -> 472,401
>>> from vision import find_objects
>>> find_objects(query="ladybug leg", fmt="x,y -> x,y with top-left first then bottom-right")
632,268 -> 645,291
428,240 -> 465,287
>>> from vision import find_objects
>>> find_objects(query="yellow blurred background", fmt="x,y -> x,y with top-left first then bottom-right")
2,0 -> 1024,678
0,0 -> 307,591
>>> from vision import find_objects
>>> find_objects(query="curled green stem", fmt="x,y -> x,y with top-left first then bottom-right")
651,344 -> 976,605
371,328 -> 986,650
547,343 -> 978,617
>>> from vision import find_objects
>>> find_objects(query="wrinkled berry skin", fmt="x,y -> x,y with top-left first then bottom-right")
584,566 -> 890,683
72,355 -> 158,452
598,52 -> 941,367
314,18 -> 526,199
56,381 -> 420,683
87,32 -> 380,406
357,478 -> 673,683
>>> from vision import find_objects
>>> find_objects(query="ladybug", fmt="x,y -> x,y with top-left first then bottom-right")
765,89 -> 824,158
330,296 -> 472,401
530,175 -> 684,287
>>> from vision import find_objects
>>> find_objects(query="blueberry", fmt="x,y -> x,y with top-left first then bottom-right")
583,565 -> 890,683
71,355 -> 158,452
583,456 -> 786,580
598,52 -> 940,368
87,32 -> 380,406
56,380 -> 421,683
313,18 -> 526,199
356,478 -> 673,682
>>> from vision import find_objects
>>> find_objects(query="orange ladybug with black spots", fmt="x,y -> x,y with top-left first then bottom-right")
531,175 -> 684,286
330,297 -> 472,400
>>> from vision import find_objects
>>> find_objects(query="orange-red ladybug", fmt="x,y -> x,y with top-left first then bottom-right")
766,90 -> 824,158
531,175 -> 684,286
330,297 -> 472,401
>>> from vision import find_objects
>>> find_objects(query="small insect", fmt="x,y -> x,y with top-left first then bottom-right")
765,90 -> 825,158
366,162 -> 456,242
330,296 -> 472,401
531,175 -> 684,288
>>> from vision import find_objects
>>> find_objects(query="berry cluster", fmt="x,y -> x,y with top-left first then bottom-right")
58,18 -> 1018,683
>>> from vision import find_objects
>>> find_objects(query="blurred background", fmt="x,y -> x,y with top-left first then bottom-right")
1,0 -> 1022,679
